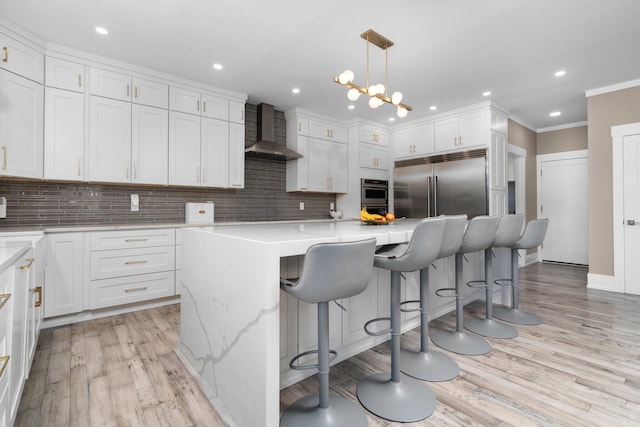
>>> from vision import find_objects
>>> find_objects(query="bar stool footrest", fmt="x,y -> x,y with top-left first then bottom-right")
494,278 -> 513,287
400,299 -> 421,313
467,279 -> 488,289
435,287 -> 457,298
289,349 -> 338,371
364,317 -> 392,337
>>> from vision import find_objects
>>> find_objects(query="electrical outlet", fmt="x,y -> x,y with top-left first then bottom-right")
299,202 -> 304,210
330,202 -> 335,210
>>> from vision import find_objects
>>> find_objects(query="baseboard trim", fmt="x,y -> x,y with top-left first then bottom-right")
586,273 -> 616,292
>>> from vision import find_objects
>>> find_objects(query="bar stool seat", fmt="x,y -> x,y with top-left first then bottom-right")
357,217 -> 446,423
280,238 -> 377,427
494,218 -> 549,325
431,216 -> 498,356
400,214 -> 467,382
464,214 -> 524,339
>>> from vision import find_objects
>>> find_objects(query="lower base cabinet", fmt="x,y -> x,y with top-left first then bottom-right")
45,233 -> 85,318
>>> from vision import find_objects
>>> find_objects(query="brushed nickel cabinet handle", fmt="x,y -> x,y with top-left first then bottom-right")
2,47 -> 7,62
124,237 -> 148,242
0,356 -> 9,380
125,286 -> 148,293
1,145 -> 6,169
0,293 -> 11,310
34,286 -> 42,307
124,259 -> 148,265
20,257 -> 35,270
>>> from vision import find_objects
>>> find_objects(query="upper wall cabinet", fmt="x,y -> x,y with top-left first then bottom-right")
45,57 -> 85,92
90,67 -> 168,109
434,110 -> 487,152
169,86 -> 229,121
392,122 -> 435,159
0,31 -> 44,84
229,100 -> 245,124
359,124 -> 388,146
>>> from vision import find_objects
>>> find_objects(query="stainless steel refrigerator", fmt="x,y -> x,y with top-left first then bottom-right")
394,148 -> 487,218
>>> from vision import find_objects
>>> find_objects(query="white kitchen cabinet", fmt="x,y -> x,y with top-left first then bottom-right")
490,189 -> 507,216
131,77 -> 168,109
45,233 -> 85,318
0,69 -> 43,180
308,119 -> 347,143
88,96 -> 132,182
308,138 -> 348,193
45,57 -> 84,92
90,67 -> 168,109
286,135 -> 309,191
0,32 -> 44,84
434,110 -> 487,152
90,271 -> 175,310
169,86 -> 229,120
229,100 -> 245,124
341,269 -> 378,345
359,143 -> 388,170
201,117 -> 229,188
131,104 -> 169,184
169,111 -> 201,186
392,122 -> 435,159
229,122 -> 245,188
359,124 -> 388,145
44,87 -> 85,181
25,238 -> 44,374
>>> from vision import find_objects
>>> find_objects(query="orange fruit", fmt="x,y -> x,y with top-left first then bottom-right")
385,212 -> 395,221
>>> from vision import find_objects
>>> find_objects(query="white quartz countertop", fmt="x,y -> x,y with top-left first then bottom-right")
0,240 -> 31,272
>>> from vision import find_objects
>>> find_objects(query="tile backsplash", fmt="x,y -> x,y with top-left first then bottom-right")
0,104 -> 337,228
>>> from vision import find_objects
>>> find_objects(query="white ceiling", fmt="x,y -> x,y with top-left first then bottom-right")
2,0 -> 639,131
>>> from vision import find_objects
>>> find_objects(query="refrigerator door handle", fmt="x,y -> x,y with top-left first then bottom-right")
433,175 -> 438,216
427,176 -> 432,217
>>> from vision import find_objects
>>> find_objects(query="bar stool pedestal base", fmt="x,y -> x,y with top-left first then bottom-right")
280,394 -> 368,427
400,349 -> 460,382
431,330 -> 491,355
494,307 -> 543,325
464,318 -> 518,338
357,373 -> 436,422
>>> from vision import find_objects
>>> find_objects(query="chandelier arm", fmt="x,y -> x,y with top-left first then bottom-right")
332,77 -> 412,111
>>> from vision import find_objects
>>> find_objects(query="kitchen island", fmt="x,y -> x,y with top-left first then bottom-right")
176,219 -> 424,427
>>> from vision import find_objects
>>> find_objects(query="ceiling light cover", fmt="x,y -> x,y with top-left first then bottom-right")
550,111 -> 561,117
333,29 -> 412,117
483,91 -> 491,97
555,70 -> 566,77
95,26 -> 109,35
213,63 -> 223,70
292,88 -> 300,94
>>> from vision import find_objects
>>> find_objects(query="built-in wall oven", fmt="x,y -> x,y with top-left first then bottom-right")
361,178 -> 389,214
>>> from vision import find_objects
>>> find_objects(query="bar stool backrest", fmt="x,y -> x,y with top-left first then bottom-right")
458,216 -> 499,254
437,215 -> 468,259
285,238 -> 377,303
512,218 -> 549,250
492,214 -> 525,247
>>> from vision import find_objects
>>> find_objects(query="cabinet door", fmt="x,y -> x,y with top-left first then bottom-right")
89,67 -> 131,101
131,77 -> 168,109
295,117 -> 308,135
392,128 -> 413,159
88,96 -> 132,182
169,86 -> 200,115
308,138 -> 329,191
168,111 -> 201,186
414,123 -> 435,156
229,100 -> 245,124
201,117 -> 229,188
308,120 -> 347,143
201,93 -> 228,120
329,142 -> 348,193
229,122 -> 245,189
44,87 -> 85,181
0,69 -> 44,179
434,117 -> 458,152
45,233 -> 84,317
489,189 -> 507,216
360,143 -> 387,170
286,135 -> 309,192
458,110 -> 487,149
342,269 -> 377,345
132,104 -> 168,185
45,57 -> 84,92
360,125 -> 388,145
0,33 -> 44,83
10,251 -> 32,422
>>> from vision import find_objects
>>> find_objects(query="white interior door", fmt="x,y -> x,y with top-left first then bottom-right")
623,134 -> 640,294
538,152 -> 589,264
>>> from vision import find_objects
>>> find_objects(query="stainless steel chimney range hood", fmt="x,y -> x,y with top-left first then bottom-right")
245,103 -> 303,160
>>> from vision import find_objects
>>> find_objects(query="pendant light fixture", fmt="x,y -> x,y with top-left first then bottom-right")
334,29 -> 412,118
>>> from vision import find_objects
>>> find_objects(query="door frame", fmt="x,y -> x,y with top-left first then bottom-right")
508,144 -> 526,266
612,122 -> 640,293
536,149 -> 588,263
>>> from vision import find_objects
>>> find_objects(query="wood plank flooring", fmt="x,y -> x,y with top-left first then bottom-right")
17,262 -> 640,426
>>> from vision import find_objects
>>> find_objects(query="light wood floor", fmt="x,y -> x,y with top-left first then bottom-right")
17,262 -> 640,426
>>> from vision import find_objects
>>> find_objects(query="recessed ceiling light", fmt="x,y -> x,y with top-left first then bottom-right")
430,106 -> 437,111
95,26 -> 109,35
388,117 -> 395,122
348,105 -> 355,110
550,111 -> 561,117
555,70 -> 566,77
292,88 -> 300,94
482,91 -> 491,97
213,63 -> 223,70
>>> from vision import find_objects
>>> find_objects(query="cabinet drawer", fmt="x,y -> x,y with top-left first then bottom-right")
90,271 -> 174,309
90,246 -> 175,280
90,229 -> 175,251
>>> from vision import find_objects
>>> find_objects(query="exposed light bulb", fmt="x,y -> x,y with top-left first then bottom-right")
347,88 -> 361,101
375,83 -> 385,95
338,70 -> 354,84
391,91 -> 403,105
368,85 -> 379,95
397,106 -> 408,118
369,97 -> 381,109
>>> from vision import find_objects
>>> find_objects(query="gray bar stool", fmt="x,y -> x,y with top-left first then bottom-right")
464,214 -> 524,338
280,238 -> 377,427
494,218 -> 549,325
431,215 -> 498,355
400,214 -> 467,382
357,217 -> 446,423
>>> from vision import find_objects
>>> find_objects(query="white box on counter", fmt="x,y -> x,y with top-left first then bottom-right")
185,202 -> 214,224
